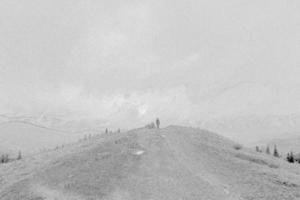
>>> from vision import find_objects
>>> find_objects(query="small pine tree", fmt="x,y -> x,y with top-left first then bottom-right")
291,152 -> 294,163
273,145 -> 279,157
17,150 -> 22,160
289,151 -> 295,163
266,146 -> 270,154
255,146 -> 260,152
1,154 -> 9,163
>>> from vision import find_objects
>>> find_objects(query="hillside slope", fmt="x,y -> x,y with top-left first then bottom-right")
1,126 -> 300,200
0,121 -> 82,155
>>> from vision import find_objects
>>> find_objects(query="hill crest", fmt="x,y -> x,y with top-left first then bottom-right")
1,126 -> 300,200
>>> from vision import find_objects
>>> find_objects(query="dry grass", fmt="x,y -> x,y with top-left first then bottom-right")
2,126 -> 300,200
235,153 -> 279,168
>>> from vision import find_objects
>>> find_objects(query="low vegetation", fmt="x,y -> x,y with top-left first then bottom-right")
1,154 -> 9,163
255,144 -> 300,165
145,122 -> 156,129
145,118 -> 161,129
235,153 -> 279,169
1,150 -> 22,164
17,150 -> 22,160
233,144 -> 243,150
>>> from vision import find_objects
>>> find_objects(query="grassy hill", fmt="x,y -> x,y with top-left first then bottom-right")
0,121 -> 83,155
1,126 -> 300,200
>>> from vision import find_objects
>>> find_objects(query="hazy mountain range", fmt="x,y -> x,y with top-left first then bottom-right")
0,114 -> 110,155
1,112 -> 300,155
201,113 -> 300,146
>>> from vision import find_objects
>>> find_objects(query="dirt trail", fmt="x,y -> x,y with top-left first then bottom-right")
160,131 -> 240,200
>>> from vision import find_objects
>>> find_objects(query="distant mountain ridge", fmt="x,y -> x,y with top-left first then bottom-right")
201,113 -> 300,146
0,113 -> 107,133
0,121 -> 85,155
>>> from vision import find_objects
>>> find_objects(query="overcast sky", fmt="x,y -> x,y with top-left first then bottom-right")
0,0 -> 299,128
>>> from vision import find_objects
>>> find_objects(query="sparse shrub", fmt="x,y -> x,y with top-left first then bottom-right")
273,145 -> 279,157
266,146 -> 270,154
287,152 -> 295,163
1,154 -> 9,163
145,122 -> 156,129
255,146 -> 262,153
233,144 -> 242,150
274,180 -> 298,188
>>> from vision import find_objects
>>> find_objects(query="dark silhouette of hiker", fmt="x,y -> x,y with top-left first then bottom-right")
156,118 -> 160,129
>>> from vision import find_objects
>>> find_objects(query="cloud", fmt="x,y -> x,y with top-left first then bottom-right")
32,85 -> 194,128
0,0 -> 300,129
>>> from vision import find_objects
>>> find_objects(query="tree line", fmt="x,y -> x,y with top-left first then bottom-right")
255,145 -> 300,164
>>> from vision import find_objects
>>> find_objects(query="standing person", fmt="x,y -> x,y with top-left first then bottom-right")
156,118 -> 160,129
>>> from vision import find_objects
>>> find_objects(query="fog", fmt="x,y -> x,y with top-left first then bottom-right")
0,0 -> 300,129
